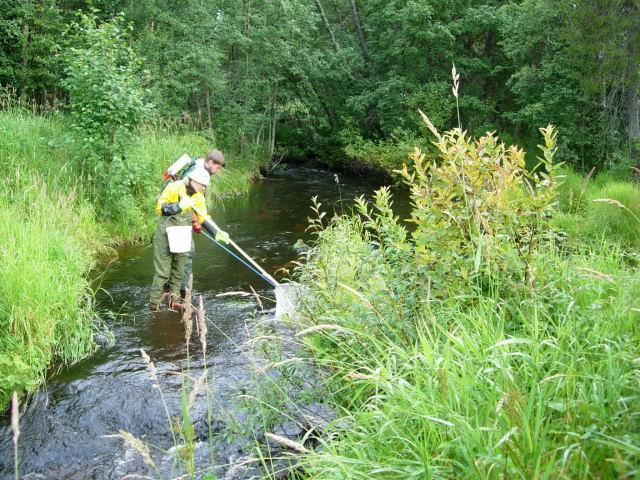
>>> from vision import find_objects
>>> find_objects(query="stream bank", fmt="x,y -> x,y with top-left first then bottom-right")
0,109 -> 265,408
0,165 -> 403,479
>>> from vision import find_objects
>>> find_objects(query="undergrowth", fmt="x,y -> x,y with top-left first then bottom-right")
281,117 -> 640,478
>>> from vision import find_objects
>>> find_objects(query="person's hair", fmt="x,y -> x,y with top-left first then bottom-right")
205,149 -> 225,167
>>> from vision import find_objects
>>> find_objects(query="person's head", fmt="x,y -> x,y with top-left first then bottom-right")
186,167 -> 210,194
204,149 -> 225,175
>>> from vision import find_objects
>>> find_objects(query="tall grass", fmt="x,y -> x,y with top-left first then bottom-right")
554,167 -> 640,248
0,110 -> 102,406
0,176 -> 103,407
290,217 -> 640,479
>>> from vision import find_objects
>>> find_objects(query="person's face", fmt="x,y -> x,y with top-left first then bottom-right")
189,179 -> 206,193
206,160 -> 223,175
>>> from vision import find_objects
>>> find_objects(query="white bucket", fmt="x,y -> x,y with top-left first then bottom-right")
166,225 -> 192,253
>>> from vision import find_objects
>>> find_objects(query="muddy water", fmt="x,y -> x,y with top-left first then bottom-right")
0,166 -> 408,479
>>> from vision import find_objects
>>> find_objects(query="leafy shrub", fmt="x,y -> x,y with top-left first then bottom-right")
603,148 -> 640,180
300,118 -> 564,334
396,113 -> 560,296
63,13 -> 152,223
339,123 -> 432,174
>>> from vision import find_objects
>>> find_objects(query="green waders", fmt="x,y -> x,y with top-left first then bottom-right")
149,212 -> 192,306
181,239 -> 195,293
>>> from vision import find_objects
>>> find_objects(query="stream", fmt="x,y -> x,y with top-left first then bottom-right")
0,165 -> 407,479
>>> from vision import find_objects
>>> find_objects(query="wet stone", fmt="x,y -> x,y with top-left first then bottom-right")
272,420 -> 304,439
298,402 -> 337,431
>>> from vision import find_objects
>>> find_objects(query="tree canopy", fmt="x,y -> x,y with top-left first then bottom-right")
1,0 -> 638,170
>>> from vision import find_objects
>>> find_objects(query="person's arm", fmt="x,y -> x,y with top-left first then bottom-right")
156,182 -> 182,216
191,193 -> 228,241
192,192 -> 211,223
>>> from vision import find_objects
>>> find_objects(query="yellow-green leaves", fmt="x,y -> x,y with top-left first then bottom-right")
399,115 -> 560,293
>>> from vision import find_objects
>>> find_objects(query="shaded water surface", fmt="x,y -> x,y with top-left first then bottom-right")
0,166 -> 407,479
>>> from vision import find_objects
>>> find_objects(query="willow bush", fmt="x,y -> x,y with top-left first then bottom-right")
397,113 -> 560,298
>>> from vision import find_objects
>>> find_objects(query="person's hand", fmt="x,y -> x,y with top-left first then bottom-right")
161,202 -> 181,216
192,220 -> 203,233
179,196 -> 195,210
215,229 -> 230,244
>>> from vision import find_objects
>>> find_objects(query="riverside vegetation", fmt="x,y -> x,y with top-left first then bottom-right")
259,116 -> 640,478
0,106 -> 263,409
2,2 -> 639,171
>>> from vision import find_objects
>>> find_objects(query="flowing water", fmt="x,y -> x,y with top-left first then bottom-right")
0,166 -> 408,479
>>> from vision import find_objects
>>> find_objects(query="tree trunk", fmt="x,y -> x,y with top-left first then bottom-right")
195,94 -> 203,129
314,0 -> 340,52
268,92 -> 277,158
624,0 -> 640,145
331,0 -> 345,28
347,0 -> 380,133
245,0 -> 252,133
269,109 -> 276,158
205,86 -> 213,131
314,0 -> 355,80
627,80 -> 640,142
348,0 -> 370,66
20,22 -> 29,99
256,123 -> 265,146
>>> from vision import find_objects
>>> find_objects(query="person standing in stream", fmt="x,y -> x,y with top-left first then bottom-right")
149,166 -> 230,312
173,150 -> 226,297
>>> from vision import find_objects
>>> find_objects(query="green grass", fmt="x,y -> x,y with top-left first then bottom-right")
554,167 -> 640,249
278,155 -> 640,478
0,175 -> 102,402
0,109 -> 106,405
0,108 -> 265,407
0,110 -> 81,181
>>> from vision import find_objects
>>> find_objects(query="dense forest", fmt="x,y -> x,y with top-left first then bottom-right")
2,0 -> 639,171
